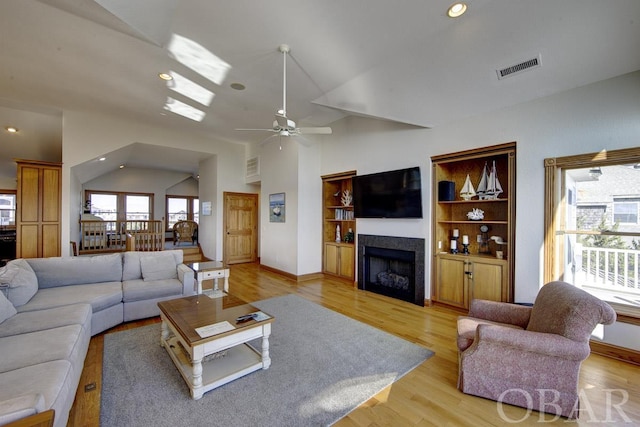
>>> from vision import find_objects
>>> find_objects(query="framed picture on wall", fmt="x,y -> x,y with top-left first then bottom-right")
269,193 -> 285,223
201,201 -> 212,216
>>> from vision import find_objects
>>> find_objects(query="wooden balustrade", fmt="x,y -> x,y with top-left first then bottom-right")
79,220 -> 165,254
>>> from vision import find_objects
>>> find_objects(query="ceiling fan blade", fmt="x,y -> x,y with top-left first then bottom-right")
259,134 -> 280,145
236,44 -> 333,141
292,135 -> 313,146
235,128 -> 278,132
299,127 -> 332,135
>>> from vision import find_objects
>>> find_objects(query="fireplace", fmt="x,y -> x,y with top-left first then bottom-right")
358,234 -> 425,306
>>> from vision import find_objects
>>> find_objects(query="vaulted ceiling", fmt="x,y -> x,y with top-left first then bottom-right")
1,0 -> 639,182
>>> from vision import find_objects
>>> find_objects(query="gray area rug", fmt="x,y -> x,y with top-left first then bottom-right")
101,294 -> 434,426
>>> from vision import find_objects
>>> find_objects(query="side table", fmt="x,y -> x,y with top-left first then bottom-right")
188,261 -> 230,298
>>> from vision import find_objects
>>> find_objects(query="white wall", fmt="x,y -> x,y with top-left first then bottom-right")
167,177 -> 199,197
318,70 -> 640,350
198,155 -> 217,259
259,140 -> 300,273
297,141 -> 322,274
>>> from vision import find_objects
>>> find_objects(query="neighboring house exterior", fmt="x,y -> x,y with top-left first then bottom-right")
576,165 -> 640,238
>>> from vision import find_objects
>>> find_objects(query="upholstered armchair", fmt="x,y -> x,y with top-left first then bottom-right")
172,220 -> 198,246
457,281 -> 616,419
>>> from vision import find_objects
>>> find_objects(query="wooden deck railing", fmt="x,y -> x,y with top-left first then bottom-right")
79,220 -> 165,254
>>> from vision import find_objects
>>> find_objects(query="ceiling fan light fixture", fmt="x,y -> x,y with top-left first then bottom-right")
447,2 -> 467,18
235,43 -> 332,141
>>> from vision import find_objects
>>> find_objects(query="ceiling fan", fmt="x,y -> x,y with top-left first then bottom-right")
236,44 -> 332,141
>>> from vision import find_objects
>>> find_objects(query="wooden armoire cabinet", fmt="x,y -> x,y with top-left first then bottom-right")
16,159 -> 62,258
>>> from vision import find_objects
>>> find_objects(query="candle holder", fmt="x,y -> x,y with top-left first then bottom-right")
461,243 -> 470,254
450,238 -> 459,254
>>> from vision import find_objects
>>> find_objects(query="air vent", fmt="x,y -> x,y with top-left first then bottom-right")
496,55 -> 541,80
246,156 -> 260,182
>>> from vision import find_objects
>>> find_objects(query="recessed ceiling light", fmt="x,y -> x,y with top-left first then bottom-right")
119,164 -> 125,169
230,82 -> 246,91
447,2 -> 467,18
158,72 -> 173,81
5,126 -> 18,133
99,157 -> 106,161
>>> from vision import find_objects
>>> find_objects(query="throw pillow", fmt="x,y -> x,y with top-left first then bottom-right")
0,289 -> 17,323
140,252 -> 178,282
0,259 -> 38,307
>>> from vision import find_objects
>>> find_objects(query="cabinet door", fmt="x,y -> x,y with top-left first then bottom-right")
436,256 -> 466,308
338,245 -> 354,278
469,259 -> 506,302
324,243 -> 339,275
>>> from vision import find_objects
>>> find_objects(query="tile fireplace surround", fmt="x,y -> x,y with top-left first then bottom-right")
357,234 -> 425,306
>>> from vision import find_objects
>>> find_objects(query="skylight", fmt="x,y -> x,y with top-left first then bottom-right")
163,97 -> 205,122
168,34 -> 231,86
167,71 -> 214,106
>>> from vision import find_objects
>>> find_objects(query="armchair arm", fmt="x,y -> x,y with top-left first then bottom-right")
474,323 -> 591,361
176,264 -> 196,295
469,299 -> 531,328
0,394 -> 45,426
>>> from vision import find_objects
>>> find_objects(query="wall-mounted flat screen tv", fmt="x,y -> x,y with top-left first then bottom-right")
352,167 -> 423,218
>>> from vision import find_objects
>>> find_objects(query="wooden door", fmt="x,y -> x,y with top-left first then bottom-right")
338,245 -> 355,278
324,244 -> 339,275
470,259 -> 507,302
16,160 -> 61,258
223,192 -> 258,265
435,255 -> 466,308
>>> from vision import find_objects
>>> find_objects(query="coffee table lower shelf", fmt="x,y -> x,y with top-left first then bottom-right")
163,335 -> 264,399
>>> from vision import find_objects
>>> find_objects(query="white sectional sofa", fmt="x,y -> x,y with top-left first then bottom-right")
0,250 -> 195,427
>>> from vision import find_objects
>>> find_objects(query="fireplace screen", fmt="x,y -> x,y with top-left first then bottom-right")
366,247 -> 414,290
363,246 -> 416,303
358,234 -> 425,306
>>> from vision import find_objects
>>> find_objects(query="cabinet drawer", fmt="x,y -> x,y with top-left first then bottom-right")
201,269 -> 225,279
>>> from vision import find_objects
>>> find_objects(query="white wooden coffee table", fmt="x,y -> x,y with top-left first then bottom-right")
158,294 -> 274,400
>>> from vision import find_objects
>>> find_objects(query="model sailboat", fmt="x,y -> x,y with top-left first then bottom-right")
477,161 -> 503,200
460,174 -> 476,200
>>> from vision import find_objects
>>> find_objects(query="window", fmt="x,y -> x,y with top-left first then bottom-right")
545,148 -> 640,324
613,198 -> 640,224
89,193 -> 118,222
0,192 -> 16,226
125,195 -> 151,221
166,195 -> 199,230
85,191 -> 153,224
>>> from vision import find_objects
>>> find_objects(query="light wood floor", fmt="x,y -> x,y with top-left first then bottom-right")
68,262 -> 640,426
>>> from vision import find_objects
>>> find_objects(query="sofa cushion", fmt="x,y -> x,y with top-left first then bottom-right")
122,278 -> 183,302
16,282 -> 123,314
0,304 -> 91,338
0,360 -> 73,425
457,316 -> 524,352
0,259 -> 38,307
26,253 -> 123,288
0,393 -> 45,426
140,252 -> 177,281
123,250 -> 183,281
0,324 -> 87,374
0,290 -> 17,324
